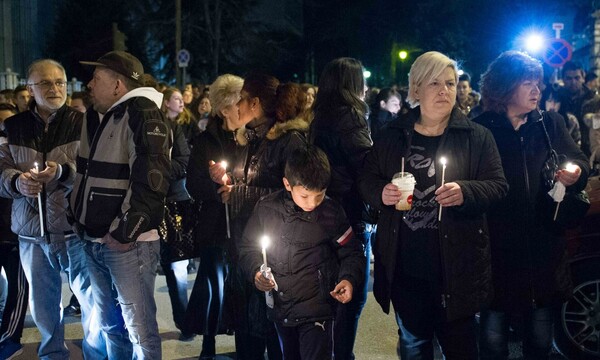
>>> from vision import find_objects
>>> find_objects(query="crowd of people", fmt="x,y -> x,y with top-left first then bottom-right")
0,48 -> 595,360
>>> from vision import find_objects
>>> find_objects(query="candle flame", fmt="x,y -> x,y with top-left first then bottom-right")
220,160 -> 228,169
566,163 -> 577,173
440,157 -> 447,166
260,235 -> 270,250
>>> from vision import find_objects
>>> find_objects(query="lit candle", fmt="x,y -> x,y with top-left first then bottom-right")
566,162 -> 577,173
220,160 -> 230,239
260,235 -> 270,266
34,162 -> 44,237
554,163 -> 578,221
438,157 -> 447,222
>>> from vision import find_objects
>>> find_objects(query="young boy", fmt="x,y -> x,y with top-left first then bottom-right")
238,145 -> 365,360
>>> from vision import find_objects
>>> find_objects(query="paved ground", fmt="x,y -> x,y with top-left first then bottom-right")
17,267 -> 566,359
19,269 -> 400,360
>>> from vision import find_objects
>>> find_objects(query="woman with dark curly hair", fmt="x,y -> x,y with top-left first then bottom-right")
473,51 -> 589,359
210,74 -> 308,360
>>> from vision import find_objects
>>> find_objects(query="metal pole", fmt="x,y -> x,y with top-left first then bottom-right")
175,0 -> 182,88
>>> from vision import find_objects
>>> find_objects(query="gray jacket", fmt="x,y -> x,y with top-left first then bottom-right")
0,103 -> 81,243
70,88 -> 171,243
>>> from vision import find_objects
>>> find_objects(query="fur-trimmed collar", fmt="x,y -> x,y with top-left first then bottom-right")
266,117 -> 309,140
235,117 -> 309,145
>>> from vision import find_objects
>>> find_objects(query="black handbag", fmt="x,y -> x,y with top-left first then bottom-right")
159,200 -> 200,263
540,116 -> 591,229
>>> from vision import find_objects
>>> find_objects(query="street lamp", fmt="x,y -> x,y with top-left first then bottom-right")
524,33 -> 545,54
398,50 -> 408,60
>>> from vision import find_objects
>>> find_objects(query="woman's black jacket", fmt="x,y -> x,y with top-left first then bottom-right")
358,106 -> 508,321
473,109 -> 589,311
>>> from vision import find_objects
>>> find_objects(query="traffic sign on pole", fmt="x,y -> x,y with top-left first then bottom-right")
543,38 -> 572,68
177,49 -> 191,68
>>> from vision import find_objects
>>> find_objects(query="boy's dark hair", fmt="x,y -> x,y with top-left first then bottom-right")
71,91 -> 92,108
14,85 -> 28,93
0,103 -> 17,113
458,73 -> 471,83
284,145 -> 331,191
0,89 -> 14,101
562,61 -> 584,76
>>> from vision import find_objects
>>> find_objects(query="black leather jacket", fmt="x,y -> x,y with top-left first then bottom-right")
309,106 -> 373,227
229,118 -> 307,241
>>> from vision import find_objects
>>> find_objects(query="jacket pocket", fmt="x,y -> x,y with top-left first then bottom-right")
85,186 -> 126,229
318,267 -> 337,305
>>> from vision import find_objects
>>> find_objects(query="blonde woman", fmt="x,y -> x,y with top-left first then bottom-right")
358,51 -> 508,359
185,74 -> 244,358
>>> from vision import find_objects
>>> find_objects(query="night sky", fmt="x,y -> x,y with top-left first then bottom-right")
38,0 -> 595,87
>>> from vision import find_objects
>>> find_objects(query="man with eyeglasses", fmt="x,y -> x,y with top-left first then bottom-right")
0,59 -> 107,360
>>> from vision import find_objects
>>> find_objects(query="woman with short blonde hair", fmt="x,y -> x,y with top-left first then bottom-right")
359,51 -> 508,359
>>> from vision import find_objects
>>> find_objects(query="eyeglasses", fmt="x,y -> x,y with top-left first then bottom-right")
28,80 -> 67,90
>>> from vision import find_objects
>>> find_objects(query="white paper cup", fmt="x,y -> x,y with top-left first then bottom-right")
392,172 -> 416,211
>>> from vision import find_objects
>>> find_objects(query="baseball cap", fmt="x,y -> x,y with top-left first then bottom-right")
80,51 -> 144,84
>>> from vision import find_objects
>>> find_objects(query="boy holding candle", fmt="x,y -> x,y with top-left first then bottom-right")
238,145 -> 365,360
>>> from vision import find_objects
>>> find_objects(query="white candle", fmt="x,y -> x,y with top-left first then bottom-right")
401,157 -> 405,177
438,157 -> 447,222
260,235 -> 270,266
34,162 -> 44,236
221,160 -> 231,239
554,163 -> 578,221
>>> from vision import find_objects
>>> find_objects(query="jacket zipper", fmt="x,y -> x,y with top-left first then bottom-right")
73,110 -> 114,222
89,191 -> 123,201
41,121 -> 49,243
436,128 -> 450,309
519,135 -> 537,309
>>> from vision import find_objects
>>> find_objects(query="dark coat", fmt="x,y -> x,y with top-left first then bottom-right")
238,190 -> 365,325
473,109 -> 589,311
369,108 -> 395,142
166,121 -> 191,202
230,118 -> 308,242
309,106 -> 373,227
186,115 -> 236,251
227,117 -> 308,336
358,106 -> 509,321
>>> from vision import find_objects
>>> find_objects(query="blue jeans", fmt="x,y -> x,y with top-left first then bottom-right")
66,238 -> 107,359
479,307 -> 554,360
85,240 -> 161,360
19,239 -> 71,360
392,276 -> 477,360
334,222 -> 373,360
163,259 -> 189,331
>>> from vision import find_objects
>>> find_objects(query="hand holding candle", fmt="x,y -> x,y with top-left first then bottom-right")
33,162 -> 45,236
438,157 -> 447,221
556,162 -> 581,187
260,235 -> 270,266
221,160 -> 231,239
553,162 -> 580,220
